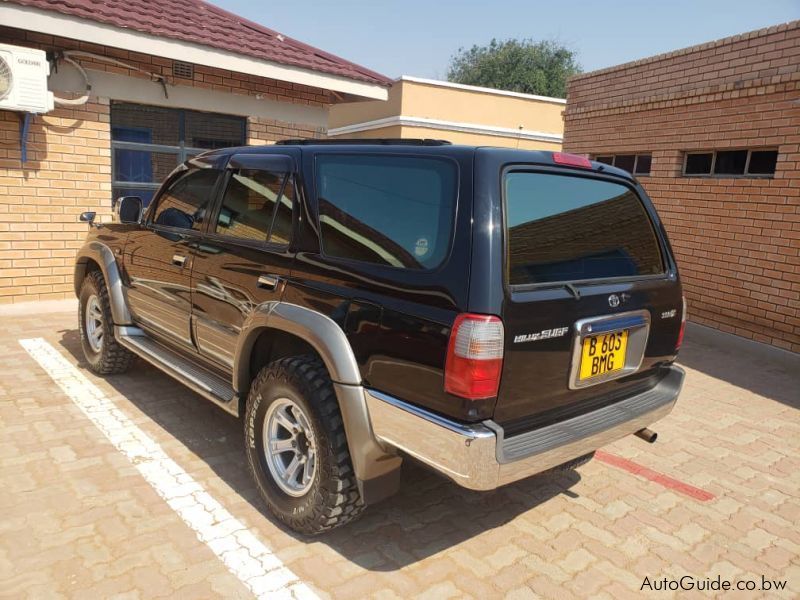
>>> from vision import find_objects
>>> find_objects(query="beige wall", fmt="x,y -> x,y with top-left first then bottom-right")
400,81 -> 564,134
346,125 -> 559,150
329,78 -> 564,149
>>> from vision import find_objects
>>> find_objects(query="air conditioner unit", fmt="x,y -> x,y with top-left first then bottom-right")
0,43 -> 54,114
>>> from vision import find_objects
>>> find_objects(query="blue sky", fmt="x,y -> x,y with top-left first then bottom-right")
212,0 -> 799,85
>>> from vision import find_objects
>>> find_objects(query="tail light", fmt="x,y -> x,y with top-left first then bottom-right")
676,295 -> 687,350
445,313 -> 504,400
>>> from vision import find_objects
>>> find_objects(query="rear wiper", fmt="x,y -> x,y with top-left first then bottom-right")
564,283 -> 581,300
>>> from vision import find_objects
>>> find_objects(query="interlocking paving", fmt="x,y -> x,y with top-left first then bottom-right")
1,310 -> 798,598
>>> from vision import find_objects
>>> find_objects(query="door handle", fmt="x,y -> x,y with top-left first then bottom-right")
172,254 -> 187,267
257,274 -> 279,289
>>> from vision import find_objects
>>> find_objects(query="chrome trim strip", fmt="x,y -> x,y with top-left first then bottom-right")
365,389 -> 498,488
365,366 -> 683,491
568,309 -> 651,390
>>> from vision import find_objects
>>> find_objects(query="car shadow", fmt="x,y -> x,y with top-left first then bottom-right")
57,328 -> 581,571
678,325 -> 800,410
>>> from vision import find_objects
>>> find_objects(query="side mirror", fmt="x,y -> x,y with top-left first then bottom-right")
116,196 -> 143,224
79,211 -> 97,226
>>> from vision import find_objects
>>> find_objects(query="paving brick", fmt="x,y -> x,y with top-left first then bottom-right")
0,310 -> 798,598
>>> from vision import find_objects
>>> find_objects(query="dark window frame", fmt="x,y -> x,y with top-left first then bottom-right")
592,153 -> 652,176
682,148 -> 778,178
313,152 -> 460,273
111,102 -> 246,205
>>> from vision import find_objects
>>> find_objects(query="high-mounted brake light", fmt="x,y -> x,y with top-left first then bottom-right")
445,313 -> 504,400
552,152 -> 592,169
676,295 -> 687,350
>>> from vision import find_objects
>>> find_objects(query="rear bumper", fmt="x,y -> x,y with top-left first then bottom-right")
365,365 -> 684,491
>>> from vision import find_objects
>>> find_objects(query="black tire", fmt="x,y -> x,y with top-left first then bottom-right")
78,270 -> 134,375
244,355 -> 363,534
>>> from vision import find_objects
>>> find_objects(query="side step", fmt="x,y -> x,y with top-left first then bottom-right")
117,328 -> 239,417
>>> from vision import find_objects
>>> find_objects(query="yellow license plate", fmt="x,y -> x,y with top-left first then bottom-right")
579,330 -> 629,380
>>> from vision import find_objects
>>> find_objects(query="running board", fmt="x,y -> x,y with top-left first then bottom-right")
116,328 -> 239,417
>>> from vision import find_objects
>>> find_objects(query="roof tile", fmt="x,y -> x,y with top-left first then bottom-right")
4,0 -> 391,86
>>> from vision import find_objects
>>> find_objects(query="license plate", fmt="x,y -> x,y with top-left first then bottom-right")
579,330 -> 629,380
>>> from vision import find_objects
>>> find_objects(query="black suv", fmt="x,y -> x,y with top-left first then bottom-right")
74,140 -> 685,534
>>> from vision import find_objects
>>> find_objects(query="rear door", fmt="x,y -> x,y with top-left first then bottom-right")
191,153 -> 297,370
490,165 -> 683,430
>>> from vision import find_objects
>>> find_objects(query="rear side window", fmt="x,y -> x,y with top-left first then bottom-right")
504,172 -> 664,285
316,155 -> 457,269
215,169 -> 293,245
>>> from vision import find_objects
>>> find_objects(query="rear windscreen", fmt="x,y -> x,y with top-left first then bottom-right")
504,172 -> 664,285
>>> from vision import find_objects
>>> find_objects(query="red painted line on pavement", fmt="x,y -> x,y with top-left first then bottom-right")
595,450 -> 716,502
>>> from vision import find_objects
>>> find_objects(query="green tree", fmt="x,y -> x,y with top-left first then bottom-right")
446,39 -> 581,98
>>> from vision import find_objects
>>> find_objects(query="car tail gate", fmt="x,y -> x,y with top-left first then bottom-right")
491,167 -> 683,431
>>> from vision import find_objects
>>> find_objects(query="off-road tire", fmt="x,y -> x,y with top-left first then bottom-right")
78,270 -> 134,375
244,355 -> 364,534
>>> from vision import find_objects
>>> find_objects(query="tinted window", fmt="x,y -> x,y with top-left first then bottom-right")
504,172 -> 664,285
111,103 -> 245,207
685,153 -> 713,175
748,150 -> 778,175
714,150 -> 748,175
152,169 -> 220,230
613,155 -> 636,173
635,154 -> 652,175
316,155 -> 457,269
216,169 -> 292,244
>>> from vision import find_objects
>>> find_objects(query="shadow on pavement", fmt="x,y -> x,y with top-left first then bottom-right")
56,328 -> 580,571
678,325 -> 800,410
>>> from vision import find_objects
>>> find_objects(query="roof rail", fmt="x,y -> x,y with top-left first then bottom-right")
275,138 -> 453,146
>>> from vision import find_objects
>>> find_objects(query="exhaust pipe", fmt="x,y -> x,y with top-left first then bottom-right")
634,428 -> 657,443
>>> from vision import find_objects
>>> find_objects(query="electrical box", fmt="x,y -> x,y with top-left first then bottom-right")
0,43 -> 54,114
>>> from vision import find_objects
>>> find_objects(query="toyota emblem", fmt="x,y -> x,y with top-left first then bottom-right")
608,294 -> 620,308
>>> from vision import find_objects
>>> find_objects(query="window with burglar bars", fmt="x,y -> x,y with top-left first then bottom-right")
111,102 -> 246,206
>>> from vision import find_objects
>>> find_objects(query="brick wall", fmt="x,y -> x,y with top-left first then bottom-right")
0,26 -> 326,303
563,22 -> 800,352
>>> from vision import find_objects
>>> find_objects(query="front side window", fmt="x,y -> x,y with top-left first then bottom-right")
215,169 -> 294,244
151,168 -> 220,231
315,155 -> 457,270
504,172 -> 664,285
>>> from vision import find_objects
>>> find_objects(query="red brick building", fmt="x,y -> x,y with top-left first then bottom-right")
0,0 -> 389,303
563,21 -> 800,352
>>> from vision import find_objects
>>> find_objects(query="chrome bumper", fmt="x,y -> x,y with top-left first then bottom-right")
364,366 -> 684,491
